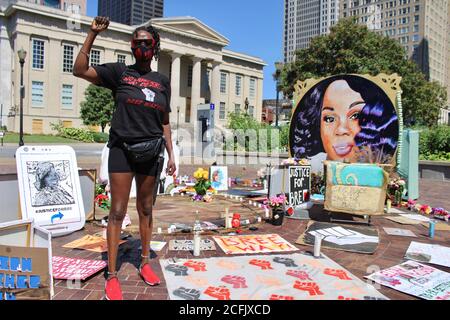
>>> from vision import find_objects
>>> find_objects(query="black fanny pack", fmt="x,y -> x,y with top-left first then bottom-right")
122,136 -> 165,163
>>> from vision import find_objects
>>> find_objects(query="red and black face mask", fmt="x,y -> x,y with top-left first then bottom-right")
131,38 -> 155,62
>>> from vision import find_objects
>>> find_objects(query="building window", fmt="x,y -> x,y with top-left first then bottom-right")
249,105 -> 254,118
220,72 -> 227,93
32,39 -> 45,70
117,54 -> 126,63
187,65 -> 193,87
412,34 -> 419,42
249,78 -> 256,98
90,49 -> 101,66
31,81 -> 44,107
234,103 -> 240,114
61,84 -> 73,109
235,75 -> 242,96
219,102 -> 226,120
62,44 -> 74,73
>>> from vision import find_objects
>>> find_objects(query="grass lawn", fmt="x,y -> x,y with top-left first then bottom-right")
2,132 -> 81,144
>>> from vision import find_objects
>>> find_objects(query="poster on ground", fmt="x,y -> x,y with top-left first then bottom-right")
160,253 -> 388,300
52,256 -> 107,280
366,260 -> 450,300
405,242 -> 450,268
213,234 -> 298,255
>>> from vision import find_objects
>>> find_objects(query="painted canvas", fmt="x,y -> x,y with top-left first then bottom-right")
63,235 -> 127,253
296,221 -> 379,254
160,253 -> 388,300
366,260 -> 450,300
169,239 -> 216,251
52,256 -> 107,280
210,166 -> 228,191
213,234 -> 298,255
289,74 -> 400,164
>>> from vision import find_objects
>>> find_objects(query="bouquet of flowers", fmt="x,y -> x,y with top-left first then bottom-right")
432,207 -> 450,222
281,158 -> 310,166
95,193 -> 111,210
193,168 -> 211,200
387,178 -> 406,206
264,194 -> 287,209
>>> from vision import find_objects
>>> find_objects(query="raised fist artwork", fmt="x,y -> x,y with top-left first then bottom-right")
173,287 -> 201,300
165,264 -> 189,276
273,257 -> 298,267
204,286 -> 231,300
221,275 -> 248,289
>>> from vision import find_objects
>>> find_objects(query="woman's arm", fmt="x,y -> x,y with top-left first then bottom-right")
162,112 -> 176,176
73,16 -> 109,84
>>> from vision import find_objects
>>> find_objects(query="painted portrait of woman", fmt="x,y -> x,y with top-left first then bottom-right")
289,75 -> 399,164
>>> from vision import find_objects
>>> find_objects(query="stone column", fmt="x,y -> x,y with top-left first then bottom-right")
210,61 -> 221,119
190,56 -> 202,124
170,52 -> 182,124
151,58 -> 159,72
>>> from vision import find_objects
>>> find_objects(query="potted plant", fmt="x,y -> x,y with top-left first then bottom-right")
387,178 -> 406,207
264,194 -> 287,226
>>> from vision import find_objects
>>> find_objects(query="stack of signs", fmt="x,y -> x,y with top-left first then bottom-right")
169,239 -> 216,251
52,256 -> 107,280
288,166 -> 311,207
383,227 -> 416,237
366,261 -> 450,300
405,242 -> 450,268
160,253 -> 387,300
213,234 -> 298,255
296,221 -> 379,254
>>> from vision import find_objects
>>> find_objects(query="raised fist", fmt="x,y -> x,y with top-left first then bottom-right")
293,281 -> 324,296
324,268 -> 352,280
270,294 -> 294,300
183,260 -> 207,272
165,264 -> 188,276
273,257 -> 298,267
173,287 -> 201,300
221,275 -> 248,289
91,16 -> 109,34
249,259 -> 273,270
204,286 -> 231,300
286,270 -> 312,281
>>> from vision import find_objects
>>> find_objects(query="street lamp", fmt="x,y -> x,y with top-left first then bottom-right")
18,48 -> 27,147
274,61 -> 284,128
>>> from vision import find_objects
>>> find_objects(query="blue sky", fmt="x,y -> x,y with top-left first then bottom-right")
86,0 -> 283,99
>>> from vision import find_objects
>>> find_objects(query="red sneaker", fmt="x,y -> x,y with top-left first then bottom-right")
139,263 -> 160,286
105,277 -> 123,300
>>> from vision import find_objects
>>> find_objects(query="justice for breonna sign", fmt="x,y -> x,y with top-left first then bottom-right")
288,166 -> 311,207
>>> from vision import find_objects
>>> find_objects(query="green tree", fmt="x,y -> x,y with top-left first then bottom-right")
279,18 -> 448,127
80,84 -> 114,133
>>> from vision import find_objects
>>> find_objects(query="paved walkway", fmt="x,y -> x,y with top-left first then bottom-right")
50,196 -> 449,300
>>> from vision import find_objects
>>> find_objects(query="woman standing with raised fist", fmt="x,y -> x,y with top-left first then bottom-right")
73,16 -> 176,300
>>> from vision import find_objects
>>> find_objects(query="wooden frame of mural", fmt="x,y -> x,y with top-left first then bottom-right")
288,73 -> 403,165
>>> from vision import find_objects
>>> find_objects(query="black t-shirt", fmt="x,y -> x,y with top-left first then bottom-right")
93,62 -> 171,147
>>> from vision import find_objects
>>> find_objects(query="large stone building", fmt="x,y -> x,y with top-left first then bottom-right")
98,0 -> 164,26
283,0 -> 340,63
0,1 -> 265,134
1,0 -> 86,14
340,0 -> 450,123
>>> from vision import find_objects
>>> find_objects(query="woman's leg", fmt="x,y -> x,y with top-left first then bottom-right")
107,172 -> 134,277
135,174 -> 156,267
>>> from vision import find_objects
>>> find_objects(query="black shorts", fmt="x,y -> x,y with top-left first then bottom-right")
108,145 -> 160,176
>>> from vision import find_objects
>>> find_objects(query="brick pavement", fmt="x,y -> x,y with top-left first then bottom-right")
51,198 -> 450,301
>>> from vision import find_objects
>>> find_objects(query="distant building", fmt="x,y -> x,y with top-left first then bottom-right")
340,0 -> 450,123
262,99 -> 292,125
98,0 -> 164,26
283,0 -> 340,63
0,2 -> 265,134
0,0 -> 86,14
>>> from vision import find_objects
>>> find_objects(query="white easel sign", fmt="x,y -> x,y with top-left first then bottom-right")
15,146 -> 85,237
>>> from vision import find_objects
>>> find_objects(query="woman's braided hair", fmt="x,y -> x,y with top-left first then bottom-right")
133,25 -> 161,61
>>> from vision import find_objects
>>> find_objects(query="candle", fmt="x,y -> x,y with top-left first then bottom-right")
249,200 -> 252,205
167,227 -> 172,234
193,233 -> 201,256
264,208 -> 270,218
314,234 -> 323,258
239,197 -> 243,202
429,221 -> 436,238
157,227 -> 162,234
258,203 -> 262,208
253,202 -> 257,207
257,217 -> 262,223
